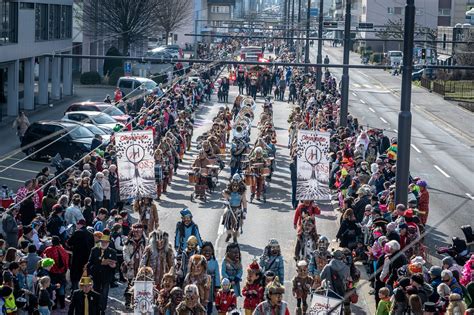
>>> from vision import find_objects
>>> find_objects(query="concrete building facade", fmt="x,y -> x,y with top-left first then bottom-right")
0,0 -> 73,118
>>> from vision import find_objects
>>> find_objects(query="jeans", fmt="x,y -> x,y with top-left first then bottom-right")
38,307 -> 51,315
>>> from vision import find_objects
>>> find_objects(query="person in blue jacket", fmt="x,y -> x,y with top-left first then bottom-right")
259,239 -> 285,283
174,208 -> 202,252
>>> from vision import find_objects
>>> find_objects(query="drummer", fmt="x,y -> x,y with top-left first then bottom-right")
192,150 -> 213,193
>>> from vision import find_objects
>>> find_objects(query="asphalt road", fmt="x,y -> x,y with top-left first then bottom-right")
311,45 -> 474,260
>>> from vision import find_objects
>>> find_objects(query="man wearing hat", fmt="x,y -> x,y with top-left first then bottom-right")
68,272 -> 101,315
253,277 -> 289,315
87,234 -> 117,314
68,219 -> 95,293
174,209 -> 202,252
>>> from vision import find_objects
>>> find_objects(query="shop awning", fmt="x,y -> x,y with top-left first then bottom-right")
437,54 -> 452,62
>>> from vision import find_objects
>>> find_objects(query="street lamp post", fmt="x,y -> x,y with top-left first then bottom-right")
291,0 -> 295,48
339,0 -> 351,127
395,0 -> 415,206
315,0 -> 324,90
304,0 -> 311,72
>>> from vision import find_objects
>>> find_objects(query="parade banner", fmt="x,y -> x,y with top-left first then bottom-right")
133,280 -> 155,314
296,130 -> 331,200
116,130 -> 156,200
307,293 -> 342,314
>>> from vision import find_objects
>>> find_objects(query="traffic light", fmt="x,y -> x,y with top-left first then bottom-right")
421,48 -> 426,59
323,21 -> 338,29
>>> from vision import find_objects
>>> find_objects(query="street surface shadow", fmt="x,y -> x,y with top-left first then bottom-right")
256,200 -> 292,212
239,243 -> 264,257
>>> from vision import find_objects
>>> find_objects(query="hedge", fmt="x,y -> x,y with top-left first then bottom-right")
80,71 -> 101,85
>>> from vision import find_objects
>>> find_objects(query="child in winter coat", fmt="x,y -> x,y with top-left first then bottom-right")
242,261 -> 264,315
214,278 -> 237,315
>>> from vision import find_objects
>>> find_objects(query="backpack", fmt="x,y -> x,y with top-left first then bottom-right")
330,267 -> 346,297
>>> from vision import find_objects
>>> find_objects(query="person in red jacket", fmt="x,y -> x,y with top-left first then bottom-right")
416,180 -> 430,225
42,235 -> 69,309
242,260 -> 264,315
293,200 -> 321,231
214,278 -> 237,315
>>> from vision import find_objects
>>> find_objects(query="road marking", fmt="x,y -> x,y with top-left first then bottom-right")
0,176 -> 24,183
363,84 -> 372,89
410,144 -> 421,153
466,193 -> 474,200
368,107 -> 375,113
0,166 -> 38,173
379,117 -> 388,123
393,129 -> 398,133
434,165 -> 451,178
352,92 -> 357,97
360,99 -> 366,104
358,71 -> 370,78
353,83 -> 361,88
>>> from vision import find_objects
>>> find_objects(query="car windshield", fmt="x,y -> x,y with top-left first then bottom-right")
143,81 -> 157,90
103,106 -> 125,116
85,124 -> 107,135
390,52 -> 402,57
91,114 -> 116,124
68,126 -> 94,138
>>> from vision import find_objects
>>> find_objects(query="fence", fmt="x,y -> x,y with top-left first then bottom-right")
419,79 -> 474,102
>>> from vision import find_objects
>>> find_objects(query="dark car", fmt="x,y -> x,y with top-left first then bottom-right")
21,121 -> 94,160
412,69 -> 425,81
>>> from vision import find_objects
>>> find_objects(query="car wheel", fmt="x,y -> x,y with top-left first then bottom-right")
25,146 -> 39,160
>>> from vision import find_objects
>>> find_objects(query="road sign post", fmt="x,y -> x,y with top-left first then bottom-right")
315,0 -> 323,90
340,0 -> 351,127
124,61 -> 132,76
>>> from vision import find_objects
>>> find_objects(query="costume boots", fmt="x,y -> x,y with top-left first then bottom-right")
302,304 -> 308,315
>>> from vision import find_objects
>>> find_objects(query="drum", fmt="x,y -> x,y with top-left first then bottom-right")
244,173 -> 254,186
188,173 -> 198,184
261,168 -> 271,176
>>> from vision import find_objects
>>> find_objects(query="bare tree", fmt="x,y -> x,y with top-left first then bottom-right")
80,0 -> 161,55
155,0 -> 192,45
375,19 -> 436,51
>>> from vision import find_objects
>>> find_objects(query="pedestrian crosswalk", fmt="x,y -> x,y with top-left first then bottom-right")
351,82 -> 388,92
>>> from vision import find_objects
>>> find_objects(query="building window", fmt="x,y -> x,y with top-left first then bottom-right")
0,1 -> 18,44
20,2 -> 34,9
387,7 -> 394,14
394,7 -> 403,14
210,5 -> 229,14
35,3 -> 48,40
60,5 -> 72,39
438,8 -> 451,16
49,4 -> 61,40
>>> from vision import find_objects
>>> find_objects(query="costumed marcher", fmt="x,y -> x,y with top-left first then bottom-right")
133,197 -> 159,234
177,236 -> 200,286
184,254 -> 211,306
292,260 -> 314,315
87,234 -> 117,314
214,278 -> 237,315
67,272 -> 102,315
308,236 -> 331,287
294,216 -> 319,262
174,208 -> 203,252
253,277 -> 290,315
140,229 -> 174,289
260,239 -> 285,283
163,287 -> 184,315
176,284 -> 207,315
242,260 -> 264,315
221,243 -> 243,296
222,174 -> 248,242
201,242 -> 220,315
158,268 -> 177,315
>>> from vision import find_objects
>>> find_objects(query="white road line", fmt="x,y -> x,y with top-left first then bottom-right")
466,193 -> 474,200
0,176 -> 24,183
410,144 -> 421,153
393,129 -> 398,133
379,117 -> 388,123
363,84 -> 372,89
353,83 -> 361,88
368,107 -> 375,113
0,166 -> 38,173
434,165 -> 451,178
352,92 -> 357,97
360,99 -> 366,104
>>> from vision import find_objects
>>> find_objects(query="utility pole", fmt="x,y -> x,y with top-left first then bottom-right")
395,0 -> 415,206
193,11 -> 199,58
287,0 -> 292,45
315,0 -> 324,89
283,0 -> 288,42
304,0 -> 311,72
339,0 -> 351,127
297,0 -> 302,62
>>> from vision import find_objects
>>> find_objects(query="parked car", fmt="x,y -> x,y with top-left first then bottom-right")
145,47 -> 173,62
62,111 -> 123,132
412,69 -> 425,81
21,121 -> 95,160
64,102 -> 130,124
116,76 -> 157,98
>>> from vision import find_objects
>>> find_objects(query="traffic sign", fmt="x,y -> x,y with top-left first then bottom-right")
358,22 -> 374,29
124,61 -> 132,76
310,8 -> 319,17
323,21 -> 338,29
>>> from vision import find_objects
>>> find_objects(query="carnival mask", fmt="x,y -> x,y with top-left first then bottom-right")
296,264 -> 308,278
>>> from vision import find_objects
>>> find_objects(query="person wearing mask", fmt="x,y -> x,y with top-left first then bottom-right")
174,209 -> 202,252
68,219 -> 95,293
87,234 -> 117,315
42,236 -> 69,309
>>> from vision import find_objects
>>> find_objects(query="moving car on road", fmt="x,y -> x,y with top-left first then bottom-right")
21,121 -> 95,160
